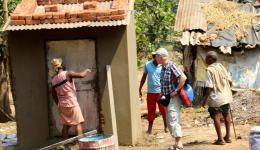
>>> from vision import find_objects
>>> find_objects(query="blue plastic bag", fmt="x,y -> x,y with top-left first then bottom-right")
183,83 -> 194,103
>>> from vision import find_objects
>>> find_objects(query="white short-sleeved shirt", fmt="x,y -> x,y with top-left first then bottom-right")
205,71 -> 233,107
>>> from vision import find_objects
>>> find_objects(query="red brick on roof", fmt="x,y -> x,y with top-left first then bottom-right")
10,0 -> 129,26
45,4 -> 60,12
83,1 -> 97,10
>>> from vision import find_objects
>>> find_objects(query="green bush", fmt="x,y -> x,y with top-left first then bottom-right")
135,0 -> 177,58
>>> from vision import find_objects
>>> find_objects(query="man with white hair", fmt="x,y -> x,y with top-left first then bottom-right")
155,48 -> 187,150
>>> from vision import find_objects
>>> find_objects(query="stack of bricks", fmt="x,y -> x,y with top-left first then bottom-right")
45,4 -> 60,12
83,1 -> 97,10
10,0 -> 129,26
37,0 -> 111,5
37,0 -> 51,5
10,0 -> 37,25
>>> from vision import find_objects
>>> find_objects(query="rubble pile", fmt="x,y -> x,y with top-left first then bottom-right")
181,90 -> 260,128
231,90 -> 260,124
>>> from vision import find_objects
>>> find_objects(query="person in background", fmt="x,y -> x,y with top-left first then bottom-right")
139,52 -> 167,134
201,51 -> 233,145
51,58 -> 91,139
156,48 -> 187,150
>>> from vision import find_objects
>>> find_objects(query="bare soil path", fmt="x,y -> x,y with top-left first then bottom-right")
120,114 -> 255,150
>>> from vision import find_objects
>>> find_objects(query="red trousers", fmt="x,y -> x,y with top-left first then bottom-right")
147,93 -> 166,122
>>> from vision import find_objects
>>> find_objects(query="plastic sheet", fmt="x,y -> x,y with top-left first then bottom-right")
250,126 -> 260,150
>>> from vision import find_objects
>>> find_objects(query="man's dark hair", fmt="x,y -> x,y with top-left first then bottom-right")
206,51 -> 218,61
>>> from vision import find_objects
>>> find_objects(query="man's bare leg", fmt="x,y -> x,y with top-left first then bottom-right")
223,112 -> 231,142
212,112 -> 225,145
163,119 -> 168,133
147,121 -> 153,134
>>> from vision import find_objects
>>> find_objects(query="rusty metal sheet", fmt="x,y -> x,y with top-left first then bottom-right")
174,0 -> 208,32
229,51 -> 260,89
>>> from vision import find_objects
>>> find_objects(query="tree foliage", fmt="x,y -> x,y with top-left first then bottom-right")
134,0 -> 177,60
0,0 -> 21,27
0,0 -> 20,121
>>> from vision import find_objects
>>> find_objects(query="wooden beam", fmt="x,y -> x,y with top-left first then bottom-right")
38,130 -> 97,150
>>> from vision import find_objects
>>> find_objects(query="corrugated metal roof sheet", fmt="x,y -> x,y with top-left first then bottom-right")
4,18 -> 129,31
34,1 -> 112,13
174,0 -> 208,32
174,0 -> 260,49
3,0 -> 134,31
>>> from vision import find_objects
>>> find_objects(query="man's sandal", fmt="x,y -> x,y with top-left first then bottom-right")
224,136 -> 232,143
168,145 -> 184,150
168,146 -> 175,150
213,139 -> 225,145
175,145 -> 184,150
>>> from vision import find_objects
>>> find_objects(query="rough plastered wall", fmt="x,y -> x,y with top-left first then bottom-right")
8,18 -> 141,149
125,13 -> 141,144
100,14 -> 141,145
196,46 -> 260,89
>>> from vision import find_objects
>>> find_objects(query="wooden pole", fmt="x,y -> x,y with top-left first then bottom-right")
38,130 -> 97,150
230,107 -> 238,140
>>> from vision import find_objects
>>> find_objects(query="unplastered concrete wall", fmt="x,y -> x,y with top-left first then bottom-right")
8,17 -> 141,149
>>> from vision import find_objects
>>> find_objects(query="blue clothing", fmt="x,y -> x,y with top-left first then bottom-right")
144,60 -> 162,93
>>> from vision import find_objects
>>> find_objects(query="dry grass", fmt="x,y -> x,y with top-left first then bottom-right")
203,0 -> 256,38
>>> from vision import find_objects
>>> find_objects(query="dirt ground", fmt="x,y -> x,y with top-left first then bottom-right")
0,110 -> 256,150
133,69 -> 259,150
0,103 -> 258,150
120,108 -> 257,150
0,70 -> 259,150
